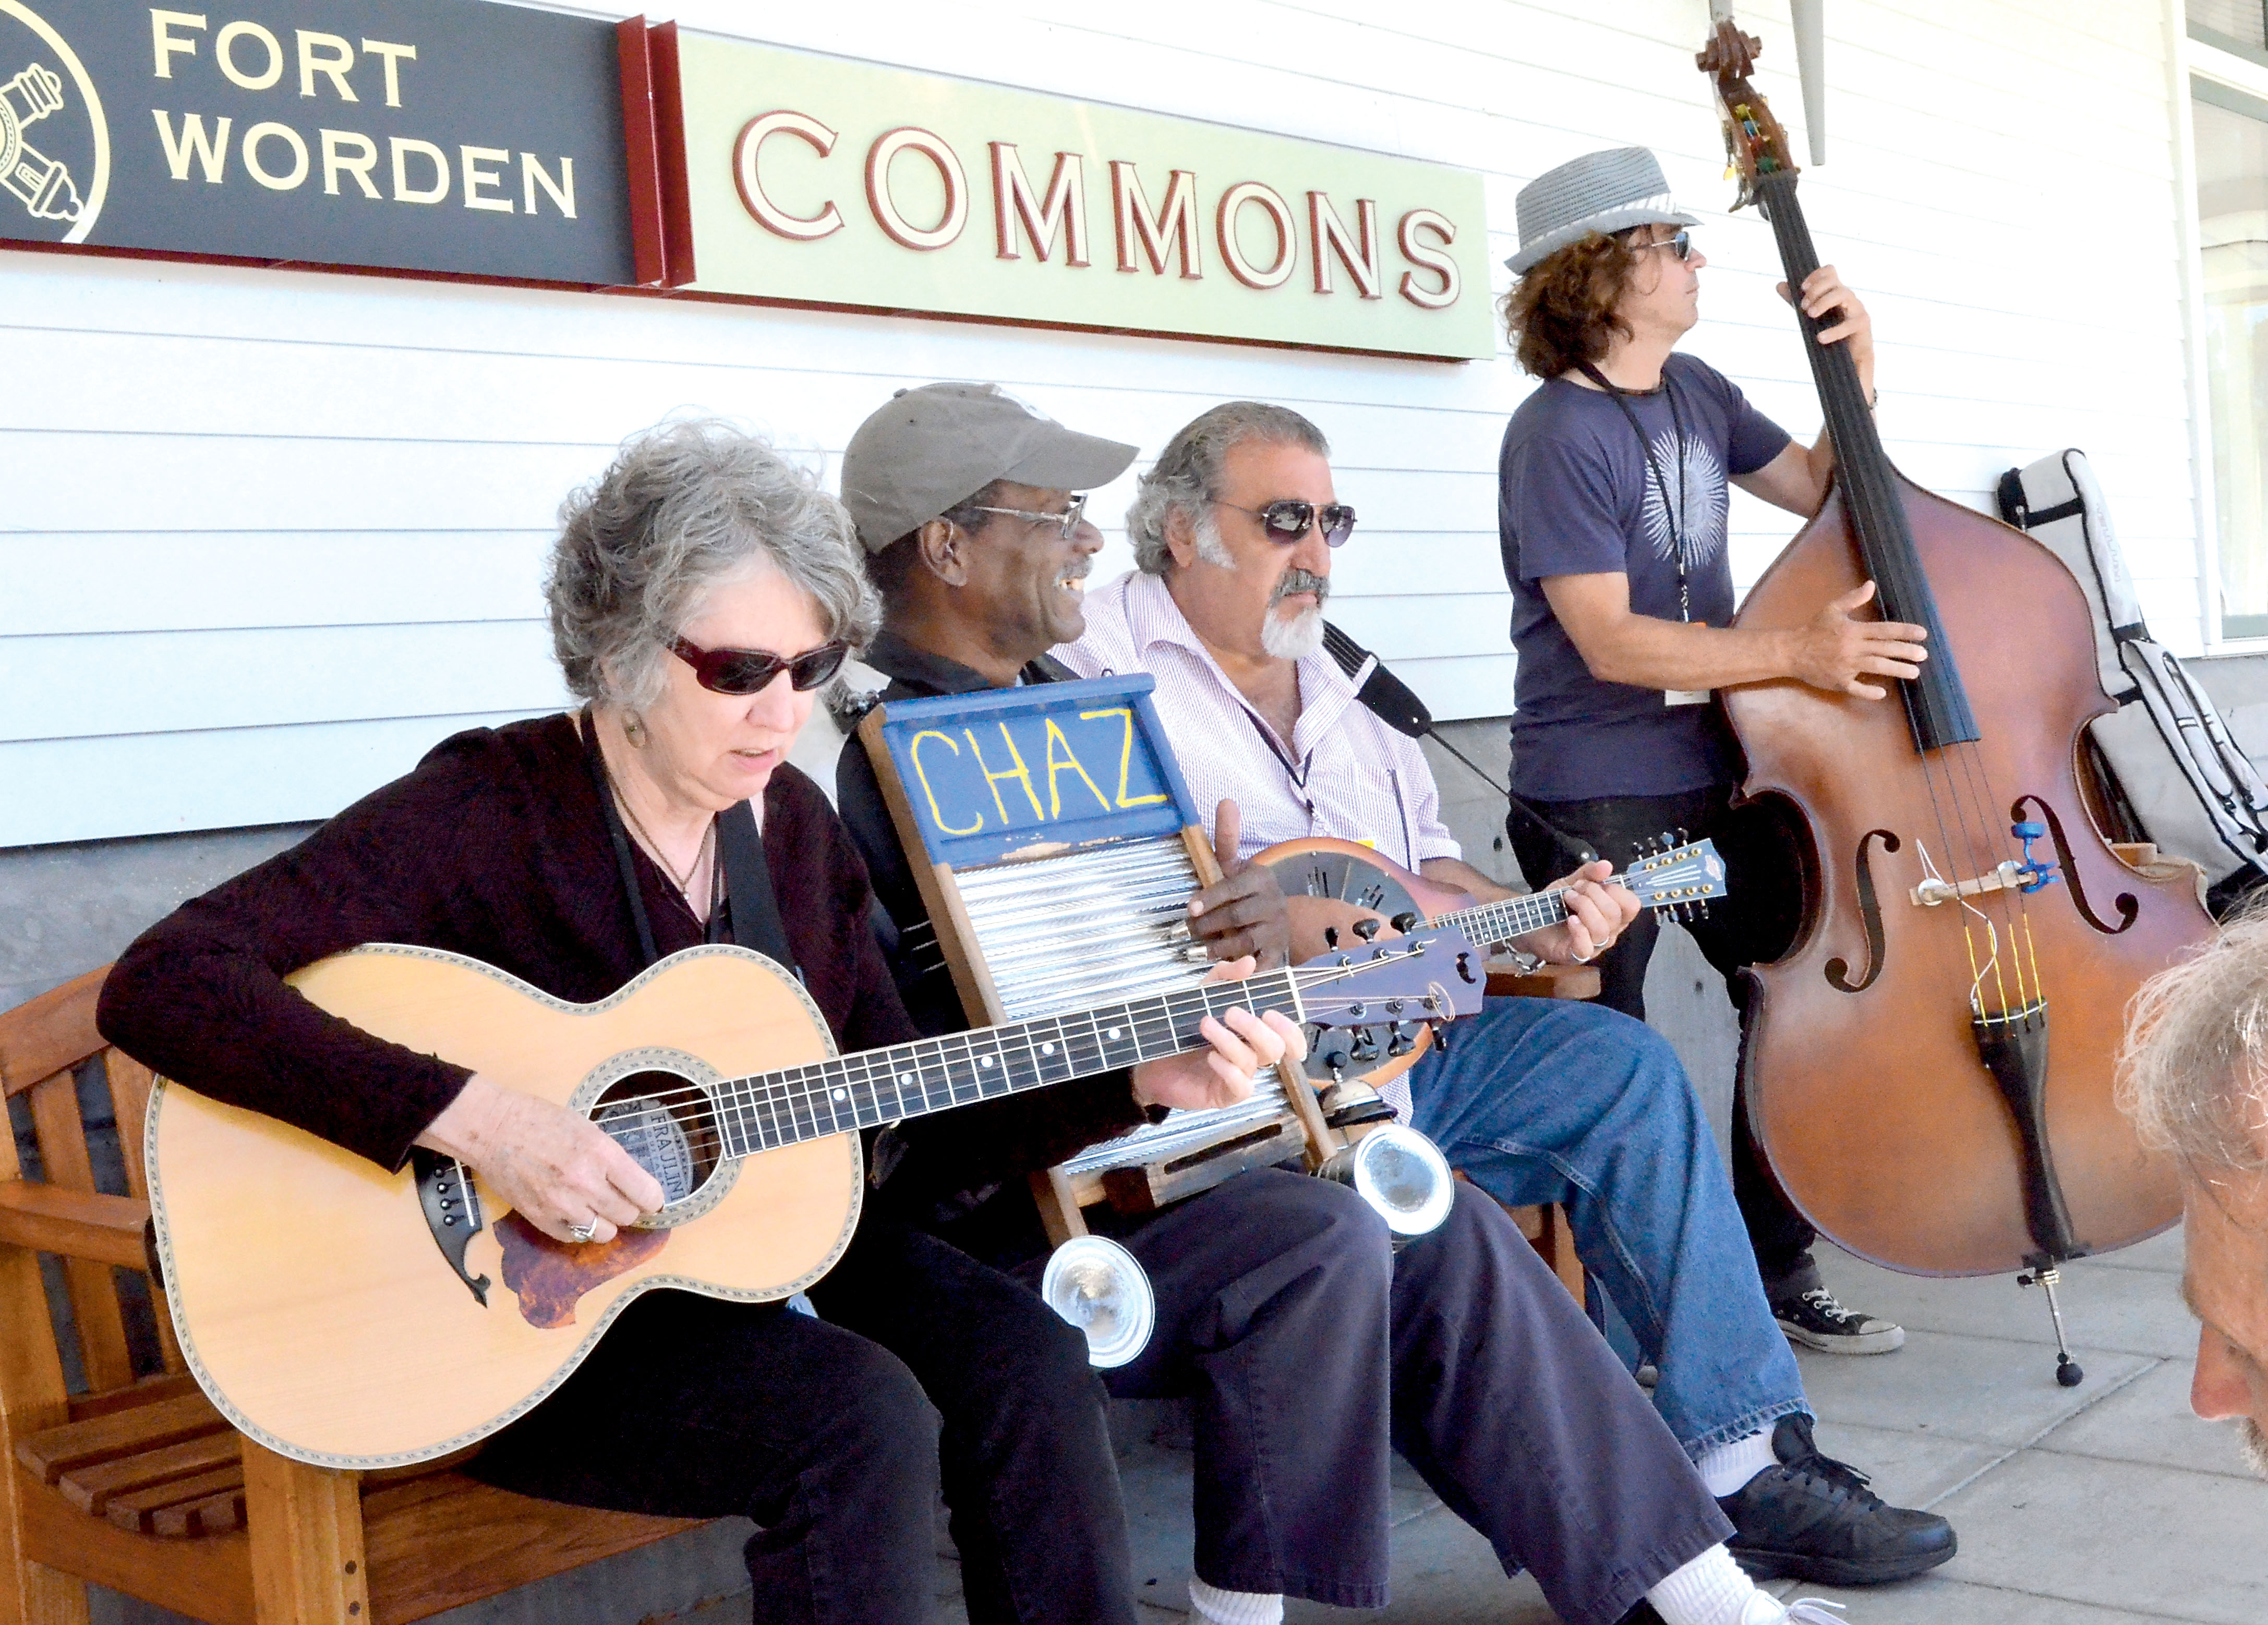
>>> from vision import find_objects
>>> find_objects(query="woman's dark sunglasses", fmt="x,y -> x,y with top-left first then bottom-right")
671,636 -> 850,696
1216,499 -> 1358,548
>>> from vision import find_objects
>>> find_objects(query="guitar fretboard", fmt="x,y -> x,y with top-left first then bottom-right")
707,967 -> 1306,1160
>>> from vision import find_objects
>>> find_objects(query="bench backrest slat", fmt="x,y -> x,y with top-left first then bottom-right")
28,1068 -> 139,1392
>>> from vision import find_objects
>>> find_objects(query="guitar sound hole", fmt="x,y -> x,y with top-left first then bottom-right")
593,1070 -> 724,1207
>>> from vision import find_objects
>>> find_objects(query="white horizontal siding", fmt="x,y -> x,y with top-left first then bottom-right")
0,0 -> 2202,846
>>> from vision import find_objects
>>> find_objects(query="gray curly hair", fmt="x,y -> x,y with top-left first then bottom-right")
547,418 -> 879,710
2118,903 -> 2268,1179
1126,402 -> 1331,574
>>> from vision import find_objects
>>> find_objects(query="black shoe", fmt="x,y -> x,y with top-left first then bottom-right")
1719,1413 -> 1956,1585
1614,1604 -> 1666,1625
1773,1286 -> 1905,1354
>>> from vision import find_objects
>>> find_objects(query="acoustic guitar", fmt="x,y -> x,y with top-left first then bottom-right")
148,932 -> 1478,1469
1256,836 -> 1727,1088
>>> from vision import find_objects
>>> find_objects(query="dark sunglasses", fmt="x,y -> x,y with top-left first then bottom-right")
671,636 -> 850,696
1216,499 -> 1358,548
1635,228 -> 1694,262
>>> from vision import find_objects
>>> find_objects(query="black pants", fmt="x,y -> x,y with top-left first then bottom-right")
1507,784 -> 1823,1296
472,1218 -> 1133,1625
1103,1168 -> 1730,1625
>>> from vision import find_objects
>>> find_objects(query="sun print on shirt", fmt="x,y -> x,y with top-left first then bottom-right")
1638,428 -> 1729,574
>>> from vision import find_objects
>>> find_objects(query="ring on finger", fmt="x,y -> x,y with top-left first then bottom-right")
569,1219 -> 599,1243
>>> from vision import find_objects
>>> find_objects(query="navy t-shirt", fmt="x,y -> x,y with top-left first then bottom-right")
1499,354 -> 1791,800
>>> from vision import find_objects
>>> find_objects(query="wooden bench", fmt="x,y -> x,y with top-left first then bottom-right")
1,967 -> 707,1625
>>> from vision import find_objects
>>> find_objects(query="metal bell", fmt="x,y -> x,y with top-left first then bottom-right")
1040,1235 -> 1155,1368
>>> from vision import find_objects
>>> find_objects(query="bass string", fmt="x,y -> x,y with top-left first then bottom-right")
1760,175 -> 2041,1023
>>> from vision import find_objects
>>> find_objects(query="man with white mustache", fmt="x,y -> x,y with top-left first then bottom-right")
1058,401 -> 1954,1595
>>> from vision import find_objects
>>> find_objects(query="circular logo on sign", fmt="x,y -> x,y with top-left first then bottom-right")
0,0 -> 107,242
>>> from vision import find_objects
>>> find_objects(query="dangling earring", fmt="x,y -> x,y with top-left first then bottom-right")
622,711 -> 648,748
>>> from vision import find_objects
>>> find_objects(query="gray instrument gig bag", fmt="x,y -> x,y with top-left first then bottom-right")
1997,448 -> 2268,910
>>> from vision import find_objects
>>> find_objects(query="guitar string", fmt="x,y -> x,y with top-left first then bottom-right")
584,955 -> 1439,1141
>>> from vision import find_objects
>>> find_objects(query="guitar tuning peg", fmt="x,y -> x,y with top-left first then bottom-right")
1323,926 -> 1340,949
1390,912 -> 1421,933
1675,827 -> 1689,844
1352,917 -> 1382,942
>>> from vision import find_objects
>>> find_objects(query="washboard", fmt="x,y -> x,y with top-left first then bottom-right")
856,674 -> 1337,1243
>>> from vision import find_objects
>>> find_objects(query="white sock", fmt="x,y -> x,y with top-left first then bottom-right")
1693,1427 -> 1781,1497
1645,1544 -> 1763,1625
1187,1577 -> 1284,1625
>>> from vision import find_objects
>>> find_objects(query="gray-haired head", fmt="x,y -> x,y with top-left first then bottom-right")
1505,147 -> 1697,275
2118,905 -> 2268,1181
1127,402 -> 1331,575
546,417 -> 879,711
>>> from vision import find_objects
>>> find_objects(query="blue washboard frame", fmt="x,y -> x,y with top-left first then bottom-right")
867,674 -> 1205,869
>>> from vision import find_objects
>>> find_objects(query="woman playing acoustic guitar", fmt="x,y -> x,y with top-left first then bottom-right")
97,419 -> 1299,1625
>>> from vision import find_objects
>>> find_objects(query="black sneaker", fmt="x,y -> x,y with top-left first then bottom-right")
1719,1414 -> 1956,1584
1774,1286 -> 1905,1354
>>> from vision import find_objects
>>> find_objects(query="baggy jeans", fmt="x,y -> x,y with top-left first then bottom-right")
1405,995 -> 1812,1458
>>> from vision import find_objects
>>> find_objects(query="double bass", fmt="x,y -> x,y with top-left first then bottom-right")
1695,22 -> 2212,1380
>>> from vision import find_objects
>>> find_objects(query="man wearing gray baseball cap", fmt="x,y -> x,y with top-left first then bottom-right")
1495,149 -> 1924,1366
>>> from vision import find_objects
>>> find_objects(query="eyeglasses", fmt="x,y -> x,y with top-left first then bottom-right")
1215,499 -> 1358,548
967,492 -> 1089,540
1635,229 -> 1694,262
671,636 -> 850,696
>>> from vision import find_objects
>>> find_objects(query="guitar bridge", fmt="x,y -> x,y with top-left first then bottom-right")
411,1147 -> 491,1305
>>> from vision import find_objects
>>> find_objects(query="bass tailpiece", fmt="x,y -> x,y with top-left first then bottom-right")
1972,1001 -> 2088,1385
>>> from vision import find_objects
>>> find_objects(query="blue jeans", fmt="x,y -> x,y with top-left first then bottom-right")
1406,995 -> 1809,1458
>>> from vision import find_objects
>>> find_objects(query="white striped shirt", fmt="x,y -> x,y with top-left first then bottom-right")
1056,572 -> 1460,871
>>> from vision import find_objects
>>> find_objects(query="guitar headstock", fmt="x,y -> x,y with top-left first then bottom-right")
1621,839 -> 1730,912
1294,925 -> 1487,1030
1698,19 -> 1797,211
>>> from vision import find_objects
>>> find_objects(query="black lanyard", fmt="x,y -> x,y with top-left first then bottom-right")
1581,361 -> 1694,625
576,713 -> 798,977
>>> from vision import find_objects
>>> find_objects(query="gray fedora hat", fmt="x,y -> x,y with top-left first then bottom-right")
1504,147 -> 1698,275
840,382 -> 1136,554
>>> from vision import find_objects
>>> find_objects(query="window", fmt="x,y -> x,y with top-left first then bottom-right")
2194,1 -> 2268,58
2194,78 -> 2268,640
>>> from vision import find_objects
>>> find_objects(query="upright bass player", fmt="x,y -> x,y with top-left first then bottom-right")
1494,146 -> 1926,1352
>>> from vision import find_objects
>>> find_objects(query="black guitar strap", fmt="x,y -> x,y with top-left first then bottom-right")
577,711 -> 798,978
715,795 -> 800,978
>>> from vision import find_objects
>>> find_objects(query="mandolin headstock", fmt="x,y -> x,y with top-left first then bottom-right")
1698,19 -> 1798,212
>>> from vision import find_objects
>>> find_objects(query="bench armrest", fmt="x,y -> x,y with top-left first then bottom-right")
0,1183 -> 151,1270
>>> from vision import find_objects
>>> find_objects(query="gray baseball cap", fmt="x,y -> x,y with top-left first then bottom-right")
1504,147 -> 1698,275
840,382 -> 1137,554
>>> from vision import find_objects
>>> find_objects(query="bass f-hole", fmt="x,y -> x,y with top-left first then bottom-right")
1825,829 -> 1899,993
2013,794 -> 2138,936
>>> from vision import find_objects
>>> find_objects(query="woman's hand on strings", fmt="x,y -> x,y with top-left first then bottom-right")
416,1075 -> 667,1246
1130,955 -> 1308,1113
